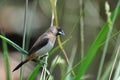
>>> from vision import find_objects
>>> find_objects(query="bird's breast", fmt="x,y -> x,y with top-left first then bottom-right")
35,40 -> 54,56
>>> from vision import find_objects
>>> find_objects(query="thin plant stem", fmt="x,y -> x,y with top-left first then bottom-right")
50,0 -> 58,26
113,56 -> 120,80
20,0 -> 28,80
65,45 -> 77,80
50,0 -> 75,76
39,53 -> 48,80
75,0 -> 120,79
79,0 -> 84,59
109,45 -> 120,80
25,0 -> 37,50
97,2 -> 113,80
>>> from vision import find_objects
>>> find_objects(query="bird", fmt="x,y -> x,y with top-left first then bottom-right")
13,26 -> 64,72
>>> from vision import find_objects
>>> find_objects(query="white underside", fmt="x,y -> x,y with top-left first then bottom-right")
35,40 -> 54,56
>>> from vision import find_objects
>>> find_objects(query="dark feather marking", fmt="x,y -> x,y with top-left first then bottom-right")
28,38 -> 49,55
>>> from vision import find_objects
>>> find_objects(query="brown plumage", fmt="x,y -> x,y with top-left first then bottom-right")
13,26 -> 64,72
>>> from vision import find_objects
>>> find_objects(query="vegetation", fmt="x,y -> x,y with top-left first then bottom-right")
0,0 -> 120,80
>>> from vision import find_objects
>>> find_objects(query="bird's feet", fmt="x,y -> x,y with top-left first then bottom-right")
32,54 -> 48,65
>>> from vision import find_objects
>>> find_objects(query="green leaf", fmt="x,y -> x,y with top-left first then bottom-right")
27,62 -> 42,80
2,34 -> 11,80
75,0 -> 120,79
0,35 -> 28,55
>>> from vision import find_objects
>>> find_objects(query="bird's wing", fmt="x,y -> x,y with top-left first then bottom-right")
28,38 -> 49,55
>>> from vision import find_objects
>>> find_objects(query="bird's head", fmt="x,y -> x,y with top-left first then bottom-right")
56,27 -> 65,36
49,26 -> 65,36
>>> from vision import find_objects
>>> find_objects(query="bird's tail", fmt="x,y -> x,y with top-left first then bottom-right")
13,60 -> 29,72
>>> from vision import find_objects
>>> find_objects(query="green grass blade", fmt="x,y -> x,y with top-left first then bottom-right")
64,31 -> 120,79
113,59 -> 120,80
100,63 -> 112,80
0,35 -> 28,55
75,0 -> 120,79
2,35 -> 11,80
75,23 -> 108,79
49,37 -> 71,56
27,62 -> 42,80
97,2 -> 113,80
65,45 -> 77,80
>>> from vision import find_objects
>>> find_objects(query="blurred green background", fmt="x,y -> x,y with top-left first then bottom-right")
0,0 -> 120,80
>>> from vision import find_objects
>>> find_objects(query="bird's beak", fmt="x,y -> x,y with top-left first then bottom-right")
59,30 -> 65,35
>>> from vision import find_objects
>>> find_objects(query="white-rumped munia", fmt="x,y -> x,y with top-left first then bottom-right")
13,26 -> 64,72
